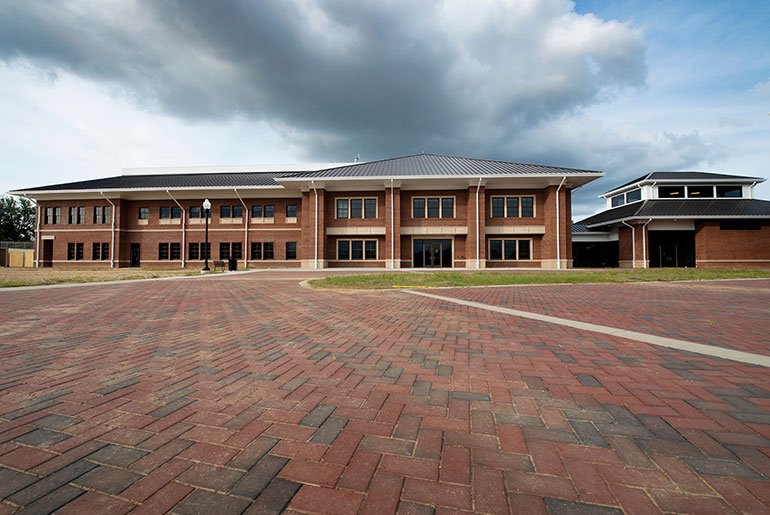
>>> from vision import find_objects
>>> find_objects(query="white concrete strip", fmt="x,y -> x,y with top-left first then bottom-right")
404,289 -> 770,368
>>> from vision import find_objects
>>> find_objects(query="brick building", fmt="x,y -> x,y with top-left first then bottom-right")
574,171 -> 770,268
11,154 -> 602,269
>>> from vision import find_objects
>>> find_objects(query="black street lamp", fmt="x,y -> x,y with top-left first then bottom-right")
202,198 -> 211,271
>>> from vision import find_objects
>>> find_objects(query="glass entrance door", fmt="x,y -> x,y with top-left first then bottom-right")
424,243 -> 442,268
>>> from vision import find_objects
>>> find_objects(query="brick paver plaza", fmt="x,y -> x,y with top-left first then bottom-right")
1,272 -> 770,514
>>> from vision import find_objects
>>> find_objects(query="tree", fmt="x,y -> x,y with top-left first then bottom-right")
0,195 -> 36,241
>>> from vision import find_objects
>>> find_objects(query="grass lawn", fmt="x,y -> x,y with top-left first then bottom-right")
0,267 -> 202,288
310,268 -> 770,290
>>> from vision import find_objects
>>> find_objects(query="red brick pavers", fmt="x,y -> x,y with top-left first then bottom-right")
0,271 -> 767,513
435,279 -> 770,355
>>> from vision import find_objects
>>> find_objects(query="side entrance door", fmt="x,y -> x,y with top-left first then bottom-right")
130,243 -> 140,267
42,240 -> 53,267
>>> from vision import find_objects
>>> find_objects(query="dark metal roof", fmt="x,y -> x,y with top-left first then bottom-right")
284,153 -> 602,179
581,199 -> 770,228
603,171 -> 763,195
16,172 -> 291,192
571,222 -> 589,233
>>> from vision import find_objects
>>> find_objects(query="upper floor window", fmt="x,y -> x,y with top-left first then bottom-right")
93,206 -> 111,224
491,196 -> 534,218
44,207 -> 61,225
139,207 -> 149,220
220,205 -> 243,218
658,186 -> 684,198
611,189 -> 642,207
189,206 -> 202,218
337,198 -> 377,219
287,204 -> 297,218
717,185 -> 742,198
68,207 -> 85,224
251,205 -> 275,219
413,197 -> 454,218
687,185 -> 713,198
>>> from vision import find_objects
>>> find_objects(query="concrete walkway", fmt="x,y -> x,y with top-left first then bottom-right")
0,272 -> 768,513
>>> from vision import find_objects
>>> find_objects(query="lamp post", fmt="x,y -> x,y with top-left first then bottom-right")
202,198 -> 211,271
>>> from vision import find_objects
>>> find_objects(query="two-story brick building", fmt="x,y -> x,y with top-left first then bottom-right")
11,153 -> 603,269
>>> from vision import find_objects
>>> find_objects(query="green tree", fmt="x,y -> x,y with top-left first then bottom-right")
0,195 -> 36,241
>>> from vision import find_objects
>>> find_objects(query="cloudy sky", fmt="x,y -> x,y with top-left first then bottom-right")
1,0 -> 768,218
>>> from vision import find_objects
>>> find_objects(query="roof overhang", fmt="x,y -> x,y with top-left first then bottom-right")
585,213 -> 770,229
601,176 -> 765,198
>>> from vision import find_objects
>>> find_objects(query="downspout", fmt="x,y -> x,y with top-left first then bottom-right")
555,176 -> 567,269
390,178 -> 395,269
234,188 -> 248,269
622,220 -> 636,268
99,192 -> 116,268
476,178 -> 482,269
641,218 -> 652,268
34,199 -> 40,268
311,180 -> 318,269
166,190 -> 185,268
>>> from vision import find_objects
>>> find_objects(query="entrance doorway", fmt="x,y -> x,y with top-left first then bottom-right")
649,231 -> 695,268
413,239 -> 452,268
130,243 -> 141,267
42,240 -> 53,267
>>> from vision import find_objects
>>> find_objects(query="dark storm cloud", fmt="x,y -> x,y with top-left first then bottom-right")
0,0 -> 648,162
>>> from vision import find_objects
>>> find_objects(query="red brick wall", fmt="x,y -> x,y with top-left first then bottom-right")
695,220 -> 770,268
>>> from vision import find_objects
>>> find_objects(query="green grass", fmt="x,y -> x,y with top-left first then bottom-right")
310,268 -> 770,290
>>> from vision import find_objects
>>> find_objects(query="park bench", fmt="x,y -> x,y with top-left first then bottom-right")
212,260 -> 226,271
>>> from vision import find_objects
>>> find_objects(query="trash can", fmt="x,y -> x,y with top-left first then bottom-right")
228,257 -> 237,271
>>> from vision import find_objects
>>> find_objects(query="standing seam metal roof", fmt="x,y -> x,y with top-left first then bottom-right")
284,153 -> 602,178
580,199 -> 770,227
603,171 -> 763,195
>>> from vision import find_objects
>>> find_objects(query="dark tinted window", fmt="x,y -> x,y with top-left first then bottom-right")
286,242 -> 296,260
336,199 -> 348,218
506,197 -> 519,217
413,198 -> 425,218
491,197 -> 504,217
611,195 -> 624,207
717,185 -> 742,198
518,240 -> 531,260
338,240 -> 350,260
263,242 -> 274,259
351,240 -> 364,259
287,204 -> 297,218
504,240 -> 516,260
521,197 -> 534,217
659,186 -> 684,198
626,189 -> 642,202
171,207 -> 182,218
364,198 -> 377,218
427,198 -> 440,218
190,206 -> 200,218
365,240 -> 377,259
264,205 -> 275,218
687,185 -> 713,198
350,198 -> 362,218
220,205 -> 231,218
442,198 -> 454,218
489,240 -> 502,260
232,205 -> 243,218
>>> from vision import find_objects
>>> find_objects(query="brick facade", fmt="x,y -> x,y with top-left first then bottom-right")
35,183 -> 575,269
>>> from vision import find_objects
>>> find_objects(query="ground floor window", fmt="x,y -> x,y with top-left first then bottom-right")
170,242 -> 181,260
488,239 -> 531,261
92,242 -> 109,260
337,239 -> 377,260
67,242 -> 84,261
286,242 -> 297,260
251,242 -> 274,260
220,242 -> 230,260
413,239 -> 452,268
159,243 -> 169,260
232,242 -> 243,260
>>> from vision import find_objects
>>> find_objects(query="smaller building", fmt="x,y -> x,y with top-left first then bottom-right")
574,171 -> 770,268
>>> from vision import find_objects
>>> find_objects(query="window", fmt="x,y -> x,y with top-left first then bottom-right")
491,196 -> 534,217
68,207 -> 76,224
220,205 -> 230,218
190,206 -> 201,219
232,205 -> 243,218
427,198 -> 440,218
413,198 -> 425,218
45,207 -> 53,224
488,239 -> 532,260
337,198 -> 377,219
160,207 -> 171,219
687,185 -> 713,198
69,207 -> 84,224
52,207 -> 60,224
158,243 -> 169,260
79,207 -> 85,224
189,242 -> 199,260
250,242 -> 274,260
170,243 -> 181,260
139,207 -> 149,220
337,239 -> 377,260
611,195 -> 625,207
286,242 -> 297,260
442,198 -> 454,218
232,242 -> 242,260
413,197 -> 454,218
626,189 -> 642,203
251,205 -> 274,219
287,204 -> 297,218
92,243 -> 109,260
67,243 -> 84,260
658,186 -> 684,198
717,185 -> 742,198
94,206 -> 111,224
220,242 -> 230,260
171,207 -> 182,219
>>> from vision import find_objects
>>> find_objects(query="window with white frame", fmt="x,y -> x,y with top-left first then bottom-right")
490,196 -> 534,218
488,239 -> 532,261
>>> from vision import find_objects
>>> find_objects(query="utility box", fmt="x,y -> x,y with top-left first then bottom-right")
228,256 -> 237,271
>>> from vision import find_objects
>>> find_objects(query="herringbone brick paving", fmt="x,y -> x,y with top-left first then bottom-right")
0,271 -> 768,513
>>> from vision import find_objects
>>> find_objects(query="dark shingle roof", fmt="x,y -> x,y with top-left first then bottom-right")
604,171 -> 763,195
17,172 -> 290,192
285,153 -> 602,179
581,199 -> 770,227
